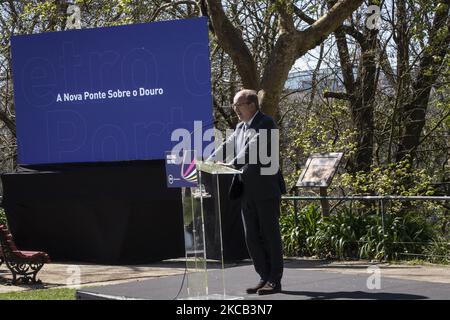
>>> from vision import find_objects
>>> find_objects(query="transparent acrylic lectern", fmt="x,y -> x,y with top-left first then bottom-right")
181,160 -> 243,300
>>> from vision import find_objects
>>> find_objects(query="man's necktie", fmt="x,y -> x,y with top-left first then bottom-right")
237,123 -> 247,154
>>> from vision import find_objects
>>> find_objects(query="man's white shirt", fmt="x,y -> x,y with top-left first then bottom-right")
207,111 -> 260,165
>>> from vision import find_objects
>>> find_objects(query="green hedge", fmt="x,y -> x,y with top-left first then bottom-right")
280,203 -> 448,263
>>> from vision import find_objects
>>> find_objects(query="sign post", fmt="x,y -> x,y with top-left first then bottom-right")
296,152 -> 343,216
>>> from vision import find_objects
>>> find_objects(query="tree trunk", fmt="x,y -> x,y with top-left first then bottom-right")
326,0 -> 378,172
396,0 -> 450,162
351,26 -> 378,172
259,32 -> 298,119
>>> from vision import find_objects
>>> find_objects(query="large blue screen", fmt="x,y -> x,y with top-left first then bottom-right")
11,17 -> 213,165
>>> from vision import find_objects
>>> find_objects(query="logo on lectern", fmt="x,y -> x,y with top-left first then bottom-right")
165,150 -> 198,188
181,152 -> 197,183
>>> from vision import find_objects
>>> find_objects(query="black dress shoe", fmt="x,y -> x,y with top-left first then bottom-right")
257,282 -> 281,295
246,280 -> 267,294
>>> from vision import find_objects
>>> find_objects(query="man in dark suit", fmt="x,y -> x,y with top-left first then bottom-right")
208,89 -> 286,295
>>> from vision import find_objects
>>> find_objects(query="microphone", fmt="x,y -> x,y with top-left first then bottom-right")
182,119 -> 219,161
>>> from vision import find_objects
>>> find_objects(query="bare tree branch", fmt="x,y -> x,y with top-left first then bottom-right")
293,4 -> 316,25
270,0 -> 295,33
417,109 -> 450,149
340,25 -> 365,47
203,0 -> 259,89
0,110 -> 15,136
150,0 -> 199,22
324,91 -> 350,100
296,0 -> 365,57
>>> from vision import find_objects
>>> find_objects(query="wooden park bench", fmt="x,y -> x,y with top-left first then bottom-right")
0,224 -> 50,284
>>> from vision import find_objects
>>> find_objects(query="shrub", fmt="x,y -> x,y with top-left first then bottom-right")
280,203 -> 321,256
423,236 -> 450,264
307,207 -> 370,259
281,203 -> 438,262
359,212 -> 435,261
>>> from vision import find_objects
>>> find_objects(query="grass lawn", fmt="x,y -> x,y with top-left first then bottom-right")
0,288 -> 76,300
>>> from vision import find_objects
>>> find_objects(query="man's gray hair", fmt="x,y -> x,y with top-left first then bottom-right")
239,89 -> 260,109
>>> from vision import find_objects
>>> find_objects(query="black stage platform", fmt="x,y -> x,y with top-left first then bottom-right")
1,160 -> 248,264
1,161 -> 184,264
76,263 -> 450,300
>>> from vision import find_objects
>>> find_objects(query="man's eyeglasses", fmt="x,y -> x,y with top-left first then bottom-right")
232,102 -> 250,109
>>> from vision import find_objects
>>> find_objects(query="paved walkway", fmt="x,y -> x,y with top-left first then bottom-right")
78,262 -> 450,300
0,258 -> 449,295
286,259 -> 450,284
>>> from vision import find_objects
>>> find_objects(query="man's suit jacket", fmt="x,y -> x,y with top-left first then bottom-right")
211,111 -> 286,200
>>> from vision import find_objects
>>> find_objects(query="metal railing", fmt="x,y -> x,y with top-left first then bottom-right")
281,195 -> 450,261
282,195 -> 449,238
